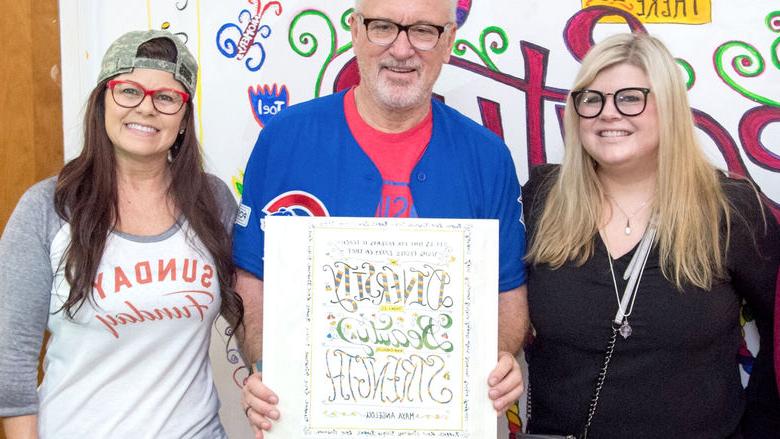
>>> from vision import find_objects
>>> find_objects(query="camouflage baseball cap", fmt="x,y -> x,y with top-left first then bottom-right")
97,29 -> 198,94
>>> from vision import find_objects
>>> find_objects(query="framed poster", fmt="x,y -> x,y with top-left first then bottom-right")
263,216 -> 499,438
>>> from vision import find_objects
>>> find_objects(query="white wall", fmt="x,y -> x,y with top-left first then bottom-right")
60,1 -> 780,437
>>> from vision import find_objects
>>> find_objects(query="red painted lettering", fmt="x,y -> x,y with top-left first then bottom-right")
563,6 -> 646,62
739,106 -> 780,172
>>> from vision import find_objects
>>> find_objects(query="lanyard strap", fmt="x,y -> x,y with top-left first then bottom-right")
612,223 -> 657,326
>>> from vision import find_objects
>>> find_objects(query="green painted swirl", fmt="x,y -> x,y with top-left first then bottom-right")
289,9 -> 355,97
675,58 -> 696,90
766,11 -> 780,69
714,40 -> 779,107
453,26 -> 509,71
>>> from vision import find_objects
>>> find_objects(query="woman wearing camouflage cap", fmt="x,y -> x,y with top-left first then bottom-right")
0,30 -> 243,438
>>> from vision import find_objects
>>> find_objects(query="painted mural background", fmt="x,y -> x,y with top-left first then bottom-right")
59,1 -> 779,437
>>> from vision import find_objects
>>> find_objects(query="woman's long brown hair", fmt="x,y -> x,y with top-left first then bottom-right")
53,37 -> 243,330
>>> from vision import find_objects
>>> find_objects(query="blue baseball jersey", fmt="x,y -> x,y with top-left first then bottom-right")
233,90 -> 526,292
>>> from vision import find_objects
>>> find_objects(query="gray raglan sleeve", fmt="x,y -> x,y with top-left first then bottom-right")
207,174 -> 238,233
0,178 -> 59,416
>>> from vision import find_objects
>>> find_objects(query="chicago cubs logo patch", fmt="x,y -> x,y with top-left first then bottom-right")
262,190 -> 330,219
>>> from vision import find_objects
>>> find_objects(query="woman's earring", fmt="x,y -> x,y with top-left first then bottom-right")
179,128 -> 185,135
167,149 -> 174,163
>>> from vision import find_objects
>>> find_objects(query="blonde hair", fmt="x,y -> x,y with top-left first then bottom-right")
527,33 -> 731,290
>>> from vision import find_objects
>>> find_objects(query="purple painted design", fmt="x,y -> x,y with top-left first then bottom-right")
456,0 -> 472,27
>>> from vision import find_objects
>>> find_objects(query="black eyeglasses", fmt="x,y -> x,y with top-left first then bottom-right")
571,87 -> 651,118
356,13 -> 450,51
107,80 -> 190,115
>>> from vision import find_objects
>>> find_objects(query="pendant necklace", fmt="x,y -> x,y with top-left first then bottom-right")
605,245 -> 637,339
601,221 -> 657,339
606,194 -> 654,235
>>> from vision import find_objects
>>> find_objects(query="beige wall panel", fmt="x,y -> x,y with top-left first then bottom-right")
0,0 -> 63,233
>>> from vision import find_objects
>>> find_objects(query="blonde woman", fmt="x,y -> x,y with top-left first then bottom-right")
523,33 -> 779,438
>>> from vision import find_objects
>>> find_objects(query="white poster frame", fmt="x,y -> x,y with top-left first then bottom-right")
263,216 -> 499,438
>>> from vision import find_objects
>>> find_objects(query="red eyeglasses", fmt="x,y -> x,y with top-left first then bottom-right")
106,80 -> 190,115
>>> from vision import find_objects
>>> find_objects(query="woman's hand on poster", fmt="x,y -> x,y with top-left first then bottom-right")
488,350 -> 523,413
242,372 -> 279,439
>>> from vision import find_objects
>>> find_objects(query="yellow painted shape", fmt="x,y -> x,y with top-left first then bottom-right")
376,347 -> 404,353
582,0 -> 711,24
146,0 -> 152,29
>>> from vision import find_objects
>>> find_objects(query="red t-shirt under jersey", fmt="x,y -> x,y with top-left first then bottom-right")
343,87 -> 432,218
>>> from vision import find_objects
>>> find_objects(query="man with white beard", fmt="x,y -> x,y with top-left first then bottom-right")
233,1 -> 529,435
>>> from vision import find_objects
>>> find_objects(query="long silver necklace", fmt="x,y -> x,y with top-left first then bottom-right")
601,221 -> 657,339
606,194 -> 653,235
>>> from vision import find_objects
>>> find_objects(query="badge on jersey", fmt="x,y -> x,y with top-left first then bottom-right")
235,203 -> 252,227
260,190 -> 330,230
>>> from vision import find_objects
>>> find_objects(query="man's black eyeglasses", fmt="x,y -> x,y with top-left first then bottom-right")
356,14 -> 450,51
